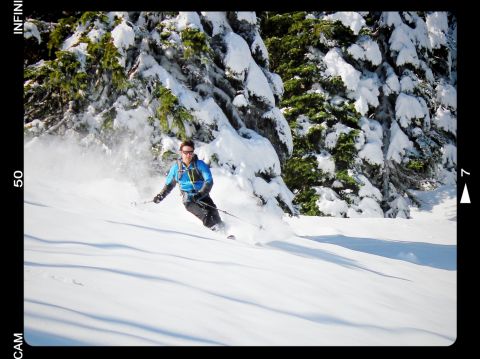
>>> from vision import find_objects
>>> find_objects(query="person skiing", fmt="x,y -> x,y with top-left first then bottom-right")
153,140 -> 224,231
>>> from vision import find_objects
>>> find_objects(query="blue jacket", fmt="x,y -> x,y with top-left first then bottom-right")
158,155 -> 214,202
165,157 -> 213,193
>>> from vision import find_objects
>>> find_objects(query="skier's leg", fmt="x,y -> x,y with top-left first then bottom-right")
184,201 -> 210,226
200,197 -> 223,229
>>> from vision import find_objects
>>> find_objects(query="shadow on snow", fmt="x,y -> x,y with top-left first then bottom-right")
298,235 -> 456,270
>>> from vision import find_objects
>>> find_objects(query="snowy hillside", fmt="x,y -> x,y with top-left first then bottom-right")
24,136 -> 456,346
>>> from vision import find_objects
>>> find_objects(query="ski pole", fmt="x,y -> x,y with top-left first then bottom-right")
196,200 -> 264,230
131,200 -> 154,207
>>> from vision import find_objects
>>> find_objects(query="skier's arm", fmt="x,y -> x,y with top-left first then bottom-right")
153,164 -> 177,202
197,161 -> 213,196
158,181 -> 175,198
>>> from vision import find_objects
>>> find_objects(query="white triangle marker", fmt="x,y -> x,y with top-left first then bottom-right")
460,183 -> 471,204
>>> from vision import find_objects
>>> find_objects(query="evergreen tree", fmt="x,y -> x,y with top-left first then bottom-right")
260,11 -> 456,218
24,11 -> 456,218
23,11 -> 296,215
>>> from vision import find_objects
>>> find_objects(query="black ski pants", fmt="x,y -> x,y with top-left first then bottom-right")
184,195 -> 222,229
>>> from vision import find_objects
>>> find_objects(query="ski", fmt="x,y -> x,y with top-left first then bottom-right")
226,235 -> 236,240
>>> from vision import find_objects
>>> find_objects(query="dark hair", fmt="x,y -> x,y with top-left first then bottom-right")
179,140 -> 195,151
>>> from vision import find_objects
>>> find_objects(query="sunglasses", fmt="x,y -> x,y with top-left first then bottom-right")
182,150 -> 194,155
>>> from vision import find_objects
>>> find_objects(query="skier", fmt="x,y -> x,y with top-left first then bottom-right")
153,140 -> 224,231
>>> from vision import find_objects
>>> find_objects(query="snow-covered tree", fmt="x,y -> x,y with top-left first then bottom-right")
24,11 -> 296,216
24,11 -> 456,219
260,11 -> 456,218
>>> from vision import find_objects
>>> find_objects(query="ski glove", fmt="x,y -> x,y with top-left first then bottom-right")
188,192 -> 202,202
153,193 -> 165,203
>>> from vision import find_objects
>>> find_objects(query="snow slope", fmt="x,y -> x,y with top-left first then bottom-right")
24,137 -> 456,346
